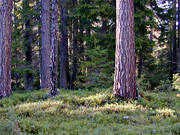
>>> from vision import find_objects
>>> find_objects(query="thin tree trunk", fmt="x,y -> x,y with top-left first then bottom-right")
85,20 -> 91,76
137,51 -> 143,78
41,0 -> 50,89
0,0 -> 12,97
50,0 -> 59,96
60,0 -> 68,89
113,0 -> 136,99
102,19 -> 107,34
70,0 -> 78,89
173,0 -> 177,74
78,16 -> 85,78
79,19 -> 84,55
178,0 -> 180,74
178,0 -> 180,75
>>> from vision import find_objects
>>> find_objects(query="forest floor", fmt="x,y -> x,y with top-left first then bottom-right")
0,88 -> 179,135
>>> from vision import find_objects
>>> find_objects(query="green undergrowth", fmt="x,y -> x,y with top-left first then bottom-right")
0,88 -> 179,135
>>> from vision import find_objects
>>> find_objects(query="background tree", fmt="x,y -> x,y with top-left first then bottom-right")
60,0 -> 68,89
178,0 -> 180,75
23,0 -> 34,91
6,0 -> 178,93
70,0 -> 78,89
172,0 -> 177,75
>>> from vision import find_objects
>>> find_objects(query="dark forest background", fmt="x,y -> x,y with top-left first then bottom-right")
11,0 -> 180,92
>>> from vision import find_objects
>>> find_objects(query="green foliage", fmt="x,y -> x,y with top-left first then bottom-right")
12,0 -> 40,91
78,46 -> 114,89
137,75 -> 152,91
0,110 -> 23,135
11,0 -> 172,91
173,74 -> 180,91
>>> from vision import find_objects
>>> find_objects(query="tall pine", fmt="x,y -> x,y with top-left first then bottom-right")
113,0 -> 137,99
0,0 -> 12,97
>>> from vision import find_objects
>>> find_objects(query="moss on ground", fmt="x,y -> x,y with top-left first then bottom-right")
0,88 -> 179,135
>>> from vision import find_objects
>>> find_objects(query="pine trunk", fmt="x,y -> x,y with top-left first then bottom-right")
60,0 -> 68,89
113,0 -> 136,99
41,0 -> 50,89
173,0 -> 177,74
0,0 -> 12,97
70,0 -> 78,89
137,51 -> 143,78
50,0 -> 59,96
178,0 -> 180,75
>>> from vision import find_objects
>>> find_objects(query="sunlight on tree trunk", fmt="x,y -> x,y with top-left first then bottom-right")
50,0 -> 59,96
0,0 -> 12,97
113,0 -> 137,99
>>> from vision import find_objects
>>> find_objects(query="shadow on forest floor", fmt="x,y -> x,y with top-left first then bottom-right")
0,88 -> 179,135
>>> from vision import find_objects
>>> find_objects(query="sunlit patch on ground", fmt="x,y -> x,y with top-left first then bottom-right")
0,89 -> 179,135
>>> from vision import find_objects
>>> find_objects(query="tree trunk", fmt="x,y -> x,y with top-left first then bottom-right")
50,0 -> 59,96
41,0 -> 50,89
178,0 -> 180,75
60,0 -> 68,89
102,19 -> 107,34
70,0 -> 78,90
23,0 -> 34,91
173,0 -> 177,74
137,51 -> 143,78
0,0 -> 12,97
113,0 -> 136,99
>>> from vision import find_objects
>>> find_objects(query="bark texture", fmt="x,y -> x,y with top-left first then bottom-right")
41,0 -> 50,89
0,0 -> 12,97
113,0 -> 136,99
50,0 -> 59,96
60,0 -> 68,89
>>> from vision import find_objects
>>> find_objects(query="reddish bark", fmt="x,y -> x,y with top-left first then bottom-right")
113,0 -> 137,99
0,0 -> 12,97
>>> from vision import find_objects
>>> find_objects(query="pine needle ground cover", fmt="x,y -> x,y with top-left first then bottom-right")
0,89 -> 179,135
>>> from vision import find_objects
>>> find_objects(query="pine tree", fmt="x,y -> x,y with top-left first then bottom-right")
23,0 -> 34,91
50,0 -> 59,96
0,0 -> 12,97
113,0 -> 137,99
60,0 -> 68,89
70,0 -> 78,89
178,0 -> 180,75
172,0 -> 177,73
41,0 -> 50,89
